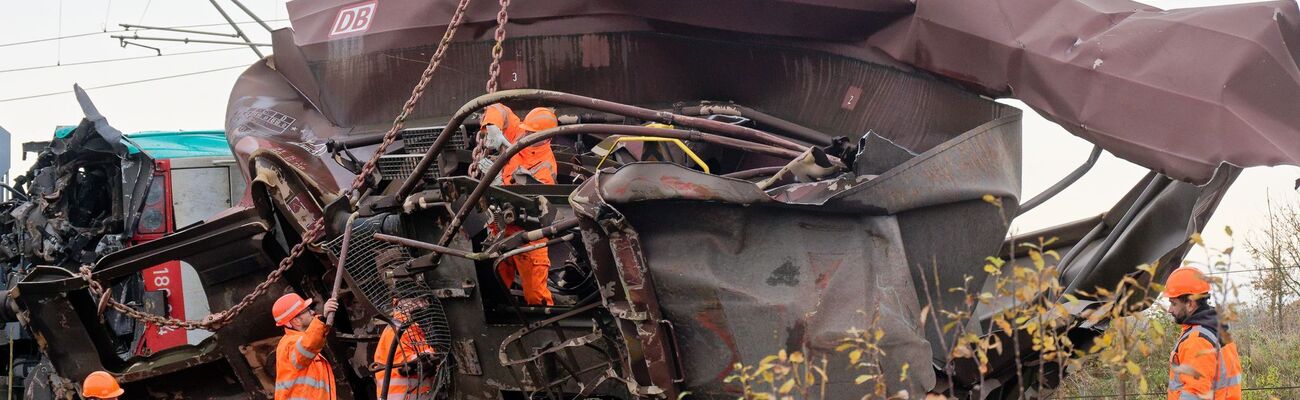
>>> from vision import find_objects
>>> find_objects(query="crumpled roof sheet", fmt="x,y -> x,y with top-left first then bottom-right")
870,0 -> 1300,183
286,0 -> 1300,183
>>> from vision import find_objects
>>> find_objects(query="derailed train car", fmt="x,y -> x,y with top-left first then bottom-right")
9,0 -> 1300,398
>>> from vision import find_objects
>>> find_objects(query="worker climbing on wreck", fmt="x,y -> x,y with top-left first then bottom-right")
1164,266 -> 1242,400
373,296 -> 439,399
272,292 -> 339,400
81,371 -> 124,400
478,104 -> 557,305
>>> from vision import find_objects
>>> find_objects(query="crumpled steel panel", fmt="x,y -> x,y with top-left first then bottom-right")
567,102 -> 1019,395
285,0 -> 1300,183
620,202 -> 935,397
869,0 -> 1300,183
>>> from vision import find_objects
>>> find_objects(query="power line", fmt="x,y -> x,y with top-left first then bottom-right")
0,64 -> 247,103
102,0 -> 114,31
0,19 -> 288,48
0,47 -> 247,74
138,0 -> 152,24
1206,265 -> 1300,276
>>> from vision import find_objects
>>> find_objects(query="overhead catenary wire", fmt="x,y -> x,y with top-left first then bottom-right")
138,0 -> 152,24
0,19 -> 288,48
0,64 -> 247,103
58,0 -> 64,65
0,47 -> 248,74
1205,264 -> 1300,275
102,0 -> 114,31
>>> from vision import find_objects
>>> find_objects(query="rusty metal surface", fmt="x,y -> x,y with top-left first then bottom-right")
0,1 -> 1266,397
564,101 -> 1018,396
284,0 -> 1300,184
11,205 -> 302,399
870,0 -> 1300,183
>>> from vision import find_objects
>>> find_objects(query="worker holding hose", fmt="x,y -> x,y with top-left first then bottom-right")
479,105 -> 558,305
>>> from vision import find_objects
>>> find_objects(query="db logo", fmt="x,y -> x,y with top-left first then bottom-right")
330,1 -> 377,37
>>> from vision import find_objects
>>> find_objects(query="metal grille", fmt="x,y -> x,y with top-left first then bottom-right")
403,126 -> 466,153
374,126 -> 463,182
376,154 -> 440,182
325,219 -> 453,355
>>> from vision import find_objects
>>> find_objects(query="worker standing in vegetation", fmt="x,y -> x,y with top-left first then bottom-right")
478,104 -> 557,305
272,293 -> 339,400
373,297 -> 438,399
81,371 -> 124,400
1163,266 -> 1242,400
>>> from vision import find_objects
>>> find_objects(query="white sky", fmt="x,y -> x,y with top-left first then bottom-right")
0,0 -> 1296,298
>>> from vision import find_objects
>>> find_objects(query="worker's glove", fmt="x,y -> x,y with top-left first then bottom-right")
482,124 -> 510,151
477,158 -> 495,175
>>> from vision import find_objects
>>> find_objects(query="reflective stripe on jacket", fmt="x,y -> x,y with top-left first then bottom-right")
500,145 -> 557,185
1168,325 -> 1242,400
275,318 -> 336,400
374,323 -> 437,399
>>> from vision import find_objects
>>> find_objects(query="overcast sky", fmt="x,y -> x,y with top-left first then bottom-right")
1,0 -> 1296,298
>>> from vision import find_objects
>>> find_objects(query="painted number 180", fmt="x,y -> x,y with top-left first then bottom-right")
152,267 -> 174,335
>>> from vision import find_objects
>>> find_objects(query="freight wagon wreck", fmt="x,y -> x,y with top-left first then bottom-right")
7,0 -> 1300,399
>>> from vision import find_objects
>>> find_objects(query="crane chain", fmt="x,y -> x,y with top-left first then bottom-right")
77,0 -> 476,331
468,0 -> 511,179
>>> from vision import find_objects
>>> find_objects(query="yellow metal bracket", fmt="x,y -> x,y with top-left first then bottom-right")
596,136 -> 710,174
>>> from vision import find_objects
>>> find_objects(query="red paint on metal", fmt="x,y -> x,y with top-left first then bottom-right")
659,175 -> 717,198
134,160 -> 189,354
141,260 -> 187,352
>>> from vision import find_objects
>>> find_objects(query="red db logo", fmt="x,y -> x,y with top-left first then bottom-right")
330,1 -> 377,37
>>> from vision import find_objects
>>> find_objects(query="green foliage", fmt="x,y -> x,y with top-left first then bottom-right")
719,197 -> 1283,399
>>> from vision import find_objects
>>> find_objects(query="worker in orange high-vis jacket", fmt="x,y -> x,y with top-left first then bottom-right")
81,371 -> 124,400
477,106 -> 558,305
1164,266 -> 1241,400
272,293 -> 339,400
478,102 -> 524,185
500,107 -> 558,185
374,298 -> 438,400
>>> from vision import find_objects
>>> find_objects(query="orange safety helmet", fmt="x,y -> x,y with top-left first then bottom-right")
520,108 -> 559,132
82,371 -> 124,399
481,103 -> 519,131
272,293 -> 313,327
1163,266 -> 1212,298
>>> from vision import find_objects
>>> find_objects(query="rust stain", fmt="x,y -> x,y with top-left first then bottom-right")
580,35 -> 611,68
659,175 -> 717,198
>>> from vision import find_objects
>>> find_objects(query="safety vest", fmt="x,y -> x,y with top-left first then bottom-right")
1168,325 -> 1241,400
500,139 -> 556,185
275,318 -> 336,400
374,322 -> 437,400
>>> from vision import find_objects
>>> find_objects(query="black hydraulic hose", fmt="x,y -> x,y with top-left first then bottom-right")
378,323 -> 408,400
679,103 -> 833,146
396,89 -> 814,198
722,166 -> 785,180
429,124 -> 807,259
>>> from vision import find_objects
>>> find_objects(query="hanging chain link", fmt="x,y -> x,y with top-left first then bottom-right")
484,0 -> 510,94
468,0 -> 511,179
77,0 -> 476,331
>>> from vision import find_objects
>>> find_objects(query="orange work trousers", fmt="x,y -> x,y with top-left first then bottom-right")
497,239 -> 553,305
